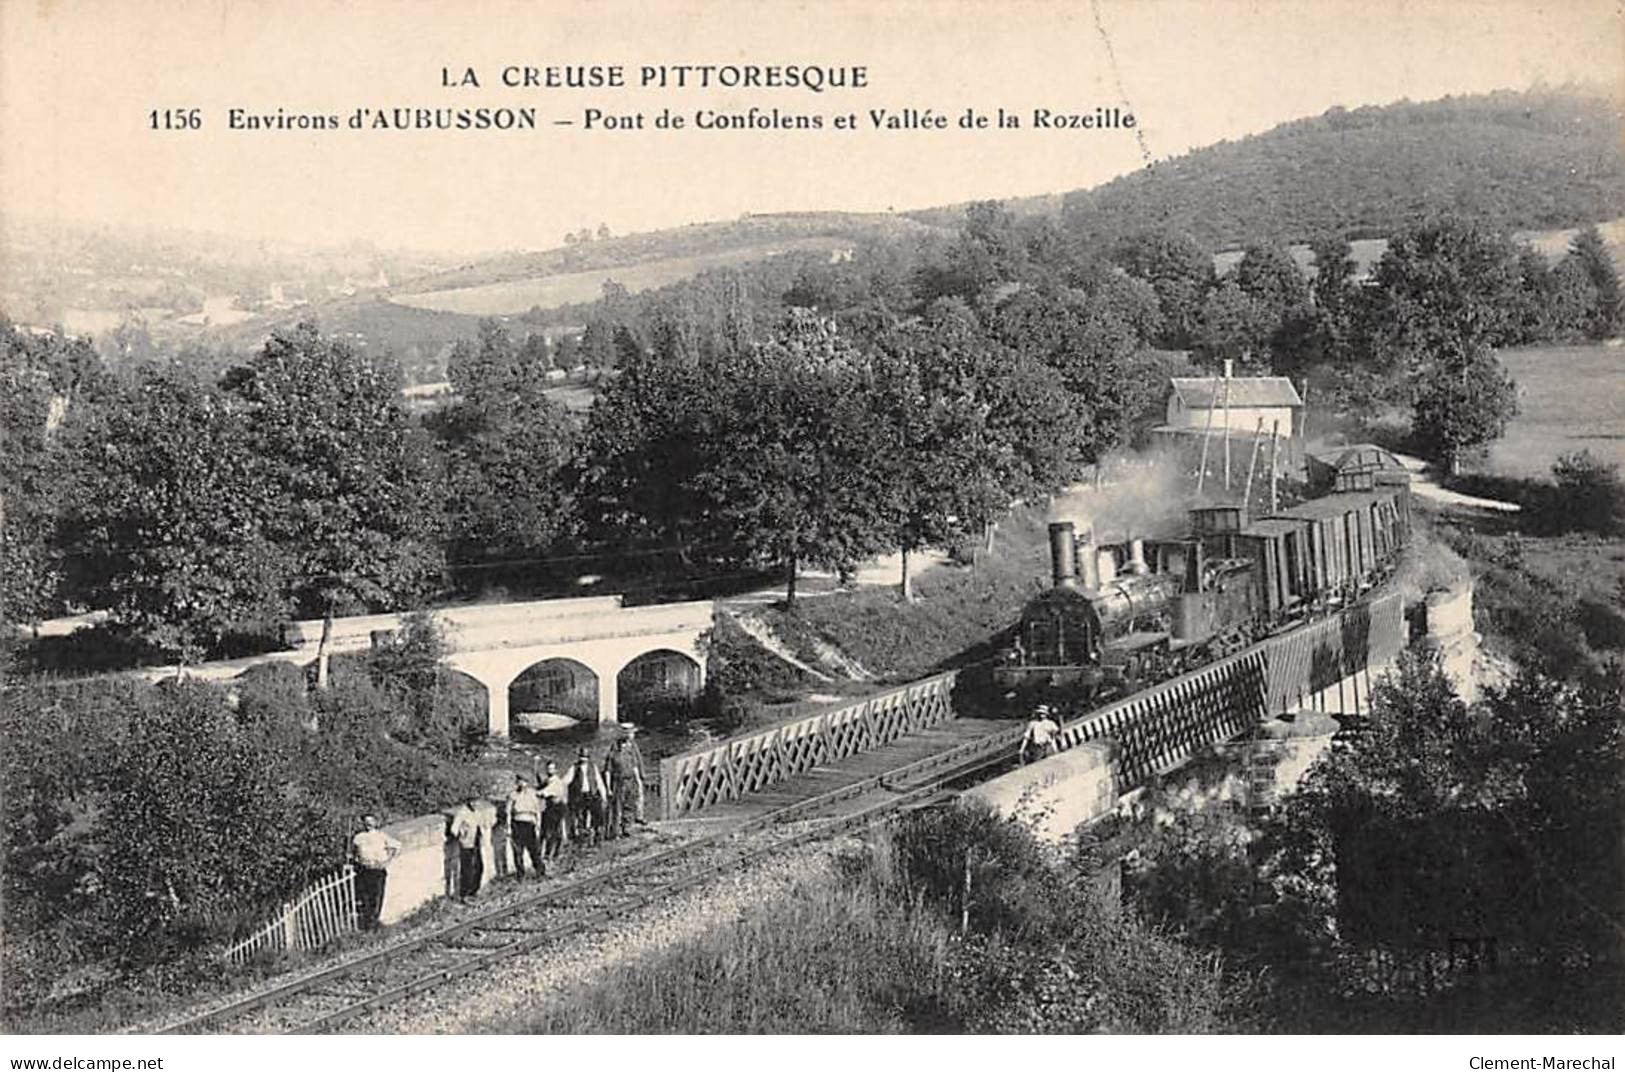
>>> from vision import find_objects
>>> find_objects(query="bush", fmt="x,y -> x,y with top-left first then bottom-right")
1,664 -> 491,1024
1547,450 -> 1625,536
888,801 -> 1071,944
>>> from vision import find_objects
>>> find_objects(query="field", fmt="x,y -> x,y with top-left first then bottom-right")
1483,343 -> 1625,478
391,237 -> 849,316
1215,218 -> 1625,281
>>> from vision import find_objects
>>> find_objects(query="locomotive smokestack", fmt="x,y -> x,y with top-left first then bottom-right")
1224,357 -> 1234,381
1075,526 -> 1100,589
1048,521 -> 1077,588
1129,538 -> 1149,576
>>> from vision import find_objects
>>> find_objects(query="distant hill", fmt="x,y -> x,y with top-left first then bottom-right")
394,212 -> 938,300
194,212 -> 941,368
1059,89 -> 1625,250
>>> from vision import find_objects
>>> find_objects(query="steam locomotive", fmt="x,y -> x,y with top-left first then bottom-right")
992,469 -> 1413,703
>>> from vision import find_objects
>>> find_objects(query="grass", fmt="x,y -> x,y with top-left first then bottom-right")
1484,343 -> 1625,479
500,874 -> 958,1033
760,509 -> 1052,683
392,238 -> 849,317
485,808 -> 1250,1035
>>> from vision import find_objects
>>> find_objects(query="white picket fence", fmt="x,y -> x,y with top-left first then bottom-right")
224,865 -> 358,966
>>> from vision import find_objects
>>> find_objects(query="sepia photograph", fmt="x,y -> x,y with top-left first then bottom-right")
1,0 -> 1622,1058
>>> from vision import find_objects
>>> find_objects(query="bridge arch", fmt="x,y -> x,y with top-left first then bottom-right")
507,657 -> 601,731
616,648 -> 704,724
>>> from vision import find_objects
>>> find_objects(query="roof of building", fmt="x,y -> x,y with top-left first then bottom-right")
1241,518 -> 1306,538
1273,490 -> 1390,521
1169,376 -> 1304,409
1309,443 -> 1409,473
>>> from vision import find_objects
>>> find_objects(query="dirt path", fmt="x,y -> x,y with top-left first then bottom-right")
1391,452 -> 1521,514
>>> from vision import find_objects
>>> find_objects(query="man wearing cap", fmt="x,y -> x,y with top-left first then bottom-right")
538,761 -> 570,860
349,814 -> 401,930
1020,705 -> 1061,765
623,724 -> 648,826
449,796 -> 485,900
507,774 -> 545,879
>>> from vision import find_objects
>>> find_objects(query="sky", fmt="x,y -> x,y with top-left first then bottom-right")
1,0 -> 1620,255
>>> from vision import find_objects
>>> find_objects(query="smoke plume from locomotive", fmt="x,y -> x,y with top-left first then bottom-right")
1048,449 -> 1191,542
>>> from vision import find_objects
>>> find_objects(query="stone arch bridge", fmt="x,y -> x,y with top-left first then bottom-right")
134,595 -> 713,736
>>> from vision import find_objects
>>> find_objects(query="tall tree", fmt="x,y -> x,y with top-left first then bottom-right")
1109,229 -> 1215,348
1364,216 -> 1523,371
991,282 -> 1137,461
688,312 -> 899,605
1194,280 -> 1271,370
1566,224 -> 1622,340
1363,218 -> 1524,472
224,323 -> 442,675
1410,347 -> 1518,475
431,323 -> 577,566
916,200 -> 1028,307
62,364 -> 288,666
1233,240 -> 1316,372
877,303 -> 1008,600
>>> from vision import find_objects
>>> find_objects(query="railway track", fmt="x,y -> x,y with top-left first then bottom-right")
159,722 -> 1025,1035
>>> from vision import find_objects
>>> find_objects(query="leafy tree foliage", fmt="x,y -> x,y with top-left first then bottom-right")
1127,651 -> 1624,1026
1361,218 -> 1523,470
61,365 -> 287,665
1194,280 -> 1272,370
916,200 -> 1028,307
363,610 -> 488,757
0,321 -> 111,631
686,312 -> 901,604
223,323 -> 443,620
431,321 -> 576,565
1110,229 -> 1214,348
1547,450 -> 1625,536
1409,346 -> 1518,475
1566,224 -> 1623,340
1365,217 -> 1524,367
872,304 -> 1007,599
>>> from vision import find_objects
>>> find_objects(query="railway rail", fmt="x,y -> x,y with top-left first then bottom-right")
158,722 -> 1025,1035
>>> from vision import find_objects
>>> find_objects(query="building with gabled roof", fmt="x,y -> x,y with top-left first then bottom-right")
1165,372 -> 1304,438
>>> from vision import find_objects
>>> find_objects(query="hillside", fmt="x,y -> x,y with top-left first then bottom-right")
397,212 -> 937,296
213,211 -> 942,360
1061,89 -> 1625,250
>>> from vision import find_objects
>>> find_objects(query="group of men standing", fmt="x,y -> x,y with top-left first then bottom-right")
350,727 -> 651,927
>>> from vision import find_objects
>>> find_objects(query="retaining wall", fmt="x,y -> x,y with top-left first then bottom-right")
962,742 -> 1119,845
375,801 -> 500,925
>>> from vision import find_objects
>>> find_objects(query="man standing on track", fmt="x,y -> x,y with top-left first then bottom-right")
507,774 -> 545,879
349,814 -> 401,930
568,748 -> 607,847
605,736 -> 641,838
622,724 -> 648,826
539,761 -> 570,860
449,796 -> 485,899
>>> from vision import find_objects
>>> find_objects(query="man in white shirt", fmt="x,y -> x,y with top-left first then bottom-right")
1020,704 -> 1062,765
449,797 -> 485,899
508,774 -> 545,879
349,815 -> 401,930
538,761 -> 570,860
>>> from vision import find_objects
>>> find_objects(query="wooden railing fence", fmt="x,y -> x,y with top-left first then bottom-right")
223,864 -> 358,965
659,672 -> 957,817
